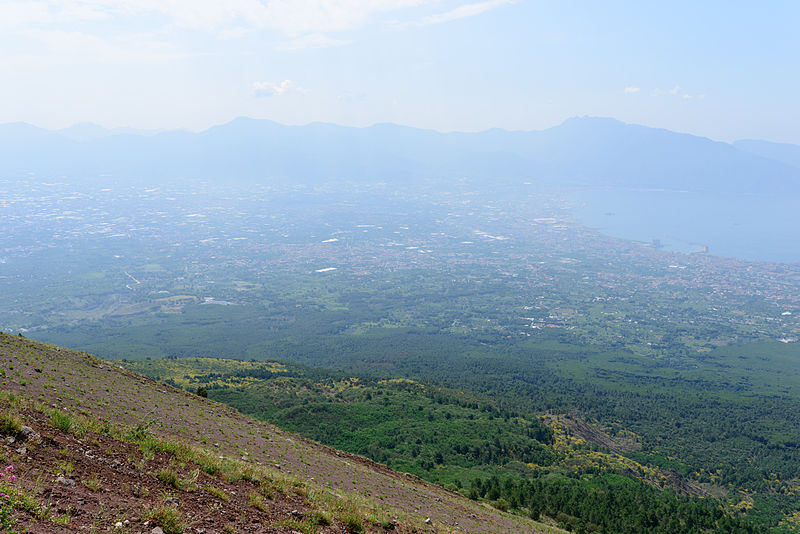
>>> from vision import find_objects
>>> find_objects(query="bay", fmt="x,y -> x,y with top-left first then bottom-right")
570,189 -> 799,264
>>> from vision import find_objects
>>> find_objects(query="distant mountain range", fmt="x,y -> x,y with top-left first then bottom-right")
733,139 -> 800,171
1,116 -> 799,194
56,122 -> 166,142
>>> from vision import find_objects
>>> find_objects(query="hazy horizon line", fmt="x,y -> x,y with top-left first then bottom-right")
4,115 -> 796,147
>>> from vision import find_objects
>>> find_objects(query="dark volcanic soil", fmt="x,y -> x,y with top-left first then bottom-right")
4,406 -> 332,533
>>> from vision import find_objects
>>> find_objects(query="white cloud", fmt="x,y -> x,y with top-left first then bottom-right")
0,0 -> 433,35
624,86 -> 640,95
1,0 -> 514,35
15,28 -> 189,63
261,0 -> 428,35
651,85 -> 681,96
253,79 -> 303,97
0,0 -> 515,58
278,32 -> 350,50
649,85 -> 705,101
0,1 -> 52,28
421,0 -> 515,25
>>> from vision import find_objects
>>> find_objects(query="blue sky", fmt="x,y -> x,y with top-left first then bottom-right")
1,0 -> 798,143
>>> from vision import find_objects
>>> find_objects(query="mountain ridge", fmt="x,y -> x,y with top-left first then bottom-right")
734,138 -> 800,170
2,117 -> 798,195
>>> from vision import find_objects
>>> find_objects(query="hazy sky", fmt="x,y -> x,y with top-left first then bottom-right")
1,1 -> 798,143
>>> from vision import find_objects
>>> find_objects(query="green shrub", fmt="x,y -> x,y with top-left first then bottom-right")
276,518 -> 319,534
200,462 -> 218,476
219,463 -> 244,484
0,464 -> 19,533
126,420 -> 153,442
54,459 -> 75,477
204,486 -> 228,501
0,495 -> 15,534
248,492 -> 268,512
0,413 -> 21,436
139,437 -> 157,460
157,469 -> 179,488
310,510 -> 332,526
155,439 -> 193,461
82,474 -> 102,492
157,468 -> 197,492
50,409 -> 73,432
335,508 -> 365,534
491,498 -> 510,512
146,506 -> 184,534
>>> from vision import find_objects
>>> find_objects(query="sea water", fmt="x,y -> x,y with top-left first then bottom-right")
570,189 -> 799,264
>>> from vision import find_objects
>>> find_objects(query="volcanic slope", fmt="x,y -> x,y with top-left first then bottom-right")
0,332 -> 556,533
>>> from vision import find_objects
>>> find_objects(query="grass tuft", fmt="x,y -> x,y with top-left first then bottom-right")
0,411 -> 22,436
335,506 -> 365,534
157,467 -> 198,492
82,473 -> 102,492
157,469 -> 179,488
204,485 -> 229,501
277,518 -> 319,534
50,409 -> 73,433
126,420 -> 153,442
145,505 -> 184,534
248,491 -> 268,512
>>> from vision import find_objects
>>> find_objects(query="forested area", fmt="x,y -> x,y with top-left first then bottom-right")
128,356 -> 777,532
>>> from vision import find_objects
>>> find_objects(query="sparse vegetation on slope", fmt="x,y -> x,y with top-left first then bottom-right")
0,332 -> 553,533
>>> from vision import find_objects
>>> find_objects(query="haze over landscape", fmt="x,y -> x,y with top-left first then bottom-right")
2,2 -> 800,533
